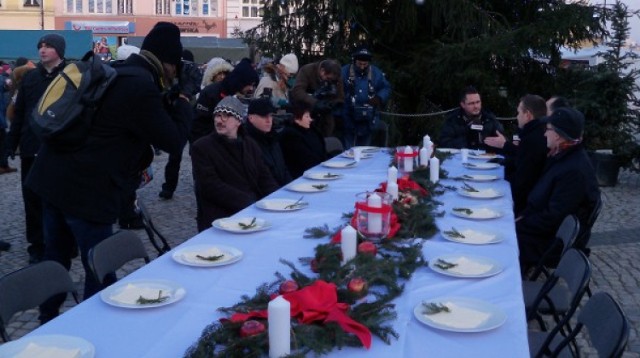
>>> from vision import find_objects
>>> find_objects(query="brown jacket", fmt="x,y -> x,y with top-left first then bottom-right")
290,61 -> 344,107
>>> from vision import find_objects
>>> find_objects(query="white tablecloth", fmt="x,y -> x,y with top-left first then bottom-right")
27,150 -> 529,358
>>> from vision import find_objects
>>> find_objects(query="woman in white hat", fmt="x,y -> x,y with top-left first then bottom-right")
254,53 -> 299,108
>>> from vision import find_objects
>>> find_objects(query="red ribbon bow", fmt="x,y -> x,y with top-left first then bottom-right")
229,280 -> 372,349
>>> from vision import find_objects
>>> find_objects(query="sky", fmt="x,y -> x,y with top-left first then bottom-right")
618,0 -> 640,42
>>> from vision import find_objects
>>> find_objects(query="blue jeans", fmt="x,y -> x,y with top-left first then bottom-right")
39,202 -> 115,323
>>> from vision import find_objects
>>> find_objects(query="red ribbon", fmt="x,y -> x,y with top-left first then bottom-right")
355,202 -> 392,214
377,176 -> 428,196
229,281 -> 372,349
395,151 -> 418,158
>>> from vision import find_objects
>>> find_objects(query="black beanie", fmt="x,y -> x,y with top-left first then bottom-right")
37,34 -> 66,59
141,22 -> 183,66
222,59 -> 259,95
545,107 -> 585,141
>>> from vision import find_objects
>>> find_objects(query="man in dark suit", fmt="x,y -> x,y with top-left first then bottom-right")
26,22 -> 190,323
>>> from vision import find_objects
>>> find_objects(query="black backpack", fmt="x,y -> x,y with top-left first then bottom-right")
31,50 -> 117,151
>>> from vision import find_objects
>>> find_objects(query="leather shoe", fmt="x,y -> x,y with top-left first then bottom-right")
159,190 -> 174,200
0,240 -> 10,252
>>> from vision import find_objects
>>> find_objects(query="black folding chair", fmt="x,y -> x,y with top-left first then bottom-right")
137,199 -> 172,255
88,230 -> 150,285
528,292 -> 629,358
527,215 -> 580,281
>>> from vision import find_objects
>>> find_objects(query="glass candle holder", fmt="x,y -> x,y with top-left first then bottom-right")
395,146 -> 419,176
354,192 -> 393,243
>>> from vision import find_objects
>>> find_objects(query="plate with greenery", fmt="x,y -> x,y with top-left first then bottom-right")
286,183 -> 329,193
255,198 -> 309,211
172,245 -> 243,267
212,217 -> 272,234
101,279 -> 186,309
451,207 -> 503,220
414,297 -> 507,333
441,227 -> 503,245
303,171 -> 344,180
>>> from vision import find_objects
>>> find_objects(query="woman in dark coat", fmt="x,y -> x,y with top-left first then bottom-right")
191,96 -> 279,232
279,102 -> 327,179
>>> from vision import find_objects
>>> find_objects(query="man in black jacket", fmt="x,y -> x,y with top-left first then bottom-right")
26,22 -> 190,323
438,86 -> 503,150
484,94 -> 548,215
245,98 -> 292,186
7,34 -> 67,264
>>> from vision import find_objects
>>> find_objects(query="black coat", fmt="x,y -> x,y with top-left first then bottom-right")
280,124 -> 327,179
8,61 -> 66,157
245,122 -> 292,186
516,144 -> 600,265
438,108 -> 504,150
505,118 -> 548,215
191,131 -> 279,232
26,55 -> 189,224
191,81 -> 224,144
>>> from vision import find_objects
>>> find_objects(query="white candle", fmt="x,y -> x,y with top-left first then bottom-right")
387,166 -> 398,184
386,181 -> 399,201
353,147 -> 361,162
403,145 -> 414,172
268,295 -> 291,358
419,147 -> 429,167
423,134 -> 431,149
429,157 -> 440,183
340,225 -> 357,264
461,148 -> 469,163
425,139 -> 433,159
367,193 -> 382,234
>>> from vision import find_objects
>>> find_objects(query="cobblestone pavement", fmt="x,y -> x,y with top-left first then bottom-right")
0,150 -> 638,357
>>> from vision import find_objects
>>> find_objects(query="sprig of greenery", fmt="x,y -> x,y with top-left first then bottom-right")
461,182 -> 479,192
434,259 -> 458,270
196,254 -> 225,262
422,302 -> 451,315
323,172 -> 340,178
136,290 -> 169,305
238,217 -> 257,230
453,207 -> 473,215
285,196 -> 305,209
443,227 -> 465,238
312,184 -> 328,190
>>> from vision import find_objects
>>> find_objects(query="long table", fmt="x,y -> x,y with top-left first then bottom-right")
26,149 -> 529,357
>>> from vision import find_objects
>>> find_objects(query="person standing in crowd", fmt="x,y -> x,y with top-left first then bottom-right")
200,57 -> 233,90
245,97 -> 292,186
26,22 -> 190,323
484,94 -> 548,215
254,53 -> 299,109
516,107 -> 600,272
191,96 -> 279,232
546,95 -> 571,116
157,49 -> 200,200
341,47 -> 391,149
7,34 -> 67,264
438,86 -> 504,150
290,59 -> 344,138
0,63 -> 16,174
191,58 -> 259,144
280,101 -> 327,179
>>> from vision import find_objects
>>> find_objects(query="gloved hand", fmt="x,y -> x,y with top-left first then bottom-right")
178,61 -> 201,99
368,95 -> 382,109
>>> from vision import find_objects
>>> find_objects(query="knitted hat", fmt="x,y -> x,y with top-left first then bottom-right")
279,53 -> 299,75
141,22 -> 183,66
116,44 -> 140,60
201,57 -> 234,87
248,98 -> 275,116
182,49 -> 195,62
352,47 -> 373,61
222,58 -> 259,95
214,96 -> 246,123
545,107 -> 585,141
37,34 -> 66,58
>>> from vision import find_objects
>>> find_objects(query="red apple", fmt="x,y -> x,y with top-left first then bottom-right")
279,280 -> 299,294
239,320 -> 266,337
357,241 -> 377,256
348,277 -> 368,296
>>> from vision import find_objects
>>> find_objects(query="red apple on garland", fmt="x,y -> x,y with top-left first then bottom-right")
348,277 -> 368,297
279,280 -> 299,294
357,241 -> 377,256
239,320 -> 266,337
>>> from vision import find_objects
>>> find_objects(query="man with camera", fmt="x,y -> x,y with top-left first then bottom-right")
341,47 -> 391,149
290,59 -> 344,137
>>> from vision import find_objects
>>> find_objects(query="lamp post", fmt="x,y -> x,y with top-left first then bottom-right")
40,0 -> 45,30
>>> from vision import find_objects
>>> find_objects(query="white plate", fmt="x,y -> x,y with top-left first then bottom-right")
100,279 -> 186,309
436,148 -> 461,154
286,183 -> 329,193
429,254 -> 503,278
441,228 -> 503,245
458,174 -> 499,182
303,171 -> 344,180
451,207 -> 503,220
352,146 -> 380,153
321,160 -> 358,169
414,297 -> 507,333
468,153 -> 499,160
0,334 -> 95,358
255,198 -> 309,211
463,162 -> 500,170
341,150 -> 373,159
212,217 -> 272,233
457,188 -> 504,199
172,244 -> 243,267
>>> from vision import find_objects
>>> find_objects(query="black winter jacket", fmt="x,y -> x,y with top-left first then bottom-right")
280,123 -> 327,179
438,108 -> 503,150
245,122 -> 292,186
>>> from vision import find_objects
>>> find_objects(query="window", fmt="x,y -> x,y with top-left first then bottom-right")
66,0 -> 82,13
89,0 -> 112,14
155,0 -> 170,15
24,0 -> 40,6
118,0 -> 132,14
242,0 -> 263,18
174,0 -> 217,16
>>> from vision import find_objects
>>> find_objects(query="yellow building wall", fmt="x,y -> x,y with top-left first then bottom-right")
0,0 -> 55,29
